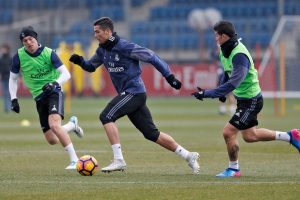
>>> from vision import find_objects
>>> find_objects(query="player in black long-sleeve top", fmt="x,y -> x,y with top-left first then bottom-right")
70,17 -> 200,174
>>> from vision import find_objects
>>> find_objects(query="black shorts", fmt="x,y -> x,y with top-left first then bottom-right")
36,91 -> 64,133
100,92 -> 159,141
229,95 -> 263,130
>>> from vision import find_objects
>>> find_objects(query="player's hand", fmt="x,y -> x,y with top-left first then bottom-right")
191,87 -> 205,101
219,96 -> 226,103
42,81 -> 61,95
69,54 -> 83,65
166,74 -> 182,90
11,99 -> 20,113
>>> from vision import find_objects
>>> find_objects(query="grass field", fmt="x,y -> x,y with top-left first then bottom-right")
0,97 -> 299,200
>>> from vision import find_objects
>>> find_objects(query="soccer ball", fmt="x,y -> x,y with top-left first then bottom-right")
76,155 -> 98,176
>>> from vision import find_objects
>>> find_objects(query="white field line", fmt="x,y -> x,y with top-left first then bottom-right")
1,180 -> 299,185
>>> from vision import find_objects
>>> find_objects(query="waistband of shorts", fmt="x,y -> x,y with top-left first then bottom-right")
235,92 -> 262,101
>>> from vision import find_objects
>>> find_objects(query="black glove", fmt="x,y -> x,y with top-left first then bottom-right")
191,87 -> 205,101
42,81 -> 61,95
69,54 -> 83,65
219,96 -> 226,103
11,99 -> 20,113
166,74 -> 182,90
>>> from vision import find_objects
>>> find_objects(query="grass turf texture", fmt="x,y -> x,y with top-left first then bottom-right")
0,97 -> 299,200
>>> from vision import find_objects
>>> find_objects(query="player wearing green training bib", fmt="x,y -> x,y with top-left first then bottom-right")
17,46 -> 59,99
191,20 -> 300,178
220,42 -> 261,99
9,26 -> 84,170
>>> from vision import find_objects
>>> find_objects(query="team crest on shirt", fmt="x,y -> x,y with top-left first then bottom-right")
115,54 -> 120,61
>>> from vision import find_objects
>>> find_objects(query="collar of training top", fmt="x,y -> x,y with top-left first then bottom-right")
100,32 -> 120,51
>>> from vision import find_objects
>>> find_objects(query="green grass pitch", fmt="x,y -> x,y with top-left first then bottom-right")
0,97 -> 299,200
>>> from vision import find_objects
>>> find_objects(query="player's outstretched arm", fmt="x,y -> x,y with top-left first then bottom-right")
9,72 -> 20,113
69,54 -> 84,65
69,54 -> 99,72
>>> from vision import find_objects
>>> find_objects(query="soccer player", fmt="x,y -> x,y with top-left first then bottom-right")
0,44 -> 12,113
191,20 -> 300,178
69,17 -> 200,174
9,26 -> 84,170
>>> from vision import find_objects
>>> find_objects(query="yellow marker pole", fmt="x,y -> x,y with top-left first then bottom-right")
279,40 -> 286,116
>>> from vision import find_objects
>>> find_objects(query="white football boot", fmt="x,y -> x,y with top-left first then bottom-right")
186,152 -> 200,174
101,159 -> 126,173
65,160 -> 77,170
69,116 -> 84,138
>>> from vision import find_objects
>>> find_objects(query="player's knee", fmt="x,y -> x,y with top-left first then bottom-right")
223,128 -> 232,140
49,123 -> 60,133
99,112 -> 114,125
143,129 -> 160,142
242,134 -> 257,143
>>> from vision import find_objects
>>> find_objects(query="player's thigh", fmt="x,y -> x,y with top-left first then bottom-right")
48,92 -> 64,119
240,126 -> 258,142
128,105 -> 159,136
36,92 -> 64,133
229,96 -> 263,130
48,113 -> 63,128
101,92 -> 146,122
36,99 -> 50,133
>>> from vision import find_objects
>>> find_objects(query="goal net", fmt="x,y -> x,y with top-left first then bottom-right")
259,15 -> 300,98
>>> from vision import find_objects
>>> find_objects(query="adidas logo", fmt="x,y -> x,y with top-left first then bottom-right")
51,105 -> 57,111
234,121 -> 240,125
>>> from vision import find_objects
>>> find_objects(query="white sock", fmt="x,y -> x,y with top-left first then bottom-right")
112,144 -> 124,160
63,121 -> 75,133
64,143 -> 78,162
229,160 -> 239,170
275,131 -> 290,142
175,145 -> 189,160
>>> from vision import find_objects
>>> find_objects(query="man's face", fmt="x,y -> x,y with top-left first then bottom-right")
22,36 -> 38,53
94,25 -> 111,44
214,32 -> 230,46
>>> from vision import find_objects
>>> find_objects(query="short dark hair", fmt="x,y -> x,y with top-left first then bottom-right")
93,17 -> 114,32
213,20 -> 236,38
